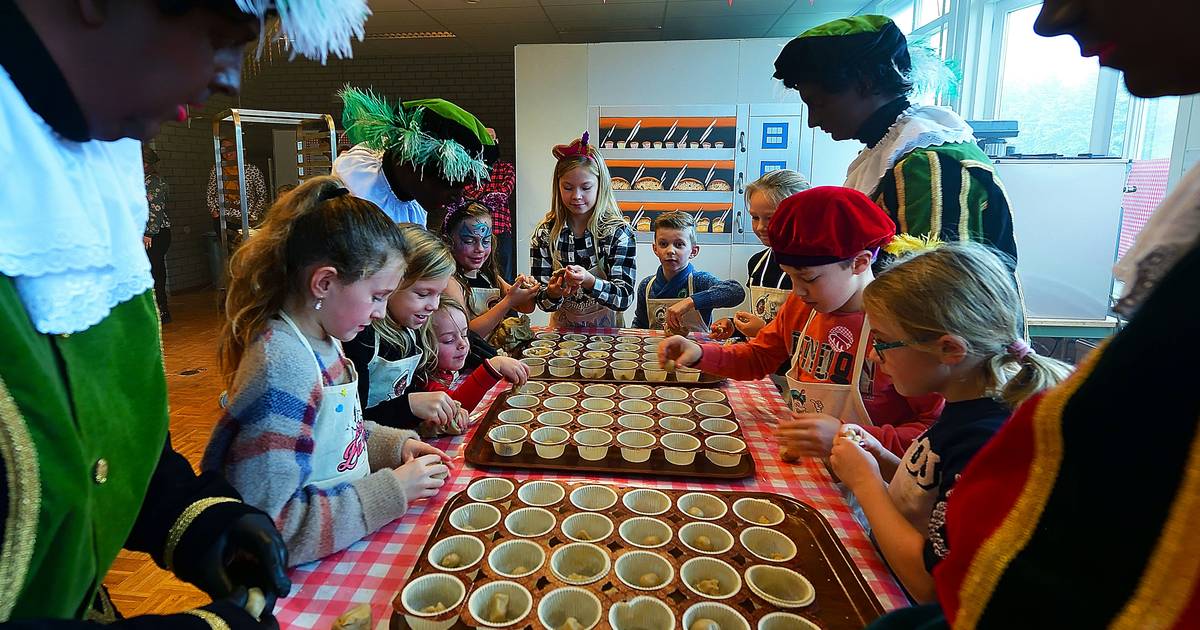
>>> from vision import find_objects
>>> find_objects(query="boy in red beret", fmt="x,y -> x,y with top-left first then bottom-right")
660,186 -> 941,459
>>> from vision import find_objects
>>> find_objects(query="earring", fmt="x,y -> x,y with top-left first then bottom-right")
314,298 -> 324,311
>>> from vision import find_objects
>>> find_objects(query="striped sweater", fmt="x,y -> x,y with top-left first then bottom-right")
202,317 -> 420,566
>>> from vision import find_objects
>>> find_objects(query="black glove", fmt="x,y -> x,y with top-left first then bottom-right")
191,513 -> 291,606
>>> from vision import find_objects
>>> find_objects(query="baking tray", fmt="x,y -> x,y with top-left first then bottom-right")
391,478 -> 886,630
517,331 -> 724,387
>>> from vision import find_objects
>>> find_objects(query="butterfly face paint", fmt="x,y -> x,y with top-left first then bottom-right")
453,219 -> 494,271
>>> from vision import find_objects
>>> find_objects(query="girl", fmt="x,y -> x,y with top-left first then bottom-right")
531,133 -> 636,327
345,224 -> 466,435
826,242 -> 1071,602
203,177 -> 451,567
444,201 -> 541,339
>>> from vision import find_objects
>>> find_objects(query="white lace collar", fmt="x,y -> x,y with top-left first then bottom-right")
843,104 -> 977,196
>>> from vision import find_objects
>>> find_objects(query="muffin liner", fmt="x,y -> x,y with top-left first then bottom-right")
740,527 -> 798,563
679,521 -> 735,555
733,498 -> 786,527
608,596 -> 675,630
618,517 -> 673,550
704,435 -> 748,468
573,429 -> 614,461
678,492 -> 728,520
536,411 -> 573,427
513,381 -> 546,396
580,397 -> 615,413
661,432 -> 701,466
427,535 -> 485,572
548,382 -> 582,396
617,430 -> 656,463
543,396 -> 577,411
486,539 -> 545,579
466,581 -> 533,628
487,425 -> 528,457
696,402 -> 733,418
617,399 -> 653,415
618,384 -> 653,399
561,512 -> 614,543
700,418 -> 739,435
614,550 -> 674,591
659,416 -> 697,433
504,507 -> 556,538
518,357 -> 545,377
497,409 -> 534,425
400,573 -> 467,630
657,400 -> 693,416
744,565 -> 816,608
655,387 -> 689,401
618,414 -> 655,430
682,602 -> 752,630
622,488 -> 672,516
505,395 -> 539,409
759,612 -> 822,630
584,384 -> 617,398
549,543 -> 611,586
448,502 -> 503,534
691,388 -> 728,403
578,360 -> 607,380
536,587 -> 603,630
466,478 -> 515,502
577,412 -> 615,429
531,427 -> 570,459
516,480 -> 565,507
569,484 -> 619,511
681,557 -> 742,600
675,366 -> 702,382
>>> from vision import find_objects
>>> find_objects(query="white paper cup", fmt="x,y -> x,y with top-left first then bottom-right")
519,357 -> 545,377
621,488 -> 671,516
543,396 -> 577,411
759,612 -> 822,630
700,418 -> 738,435
584,384 -> 617,398
740,527 -> 798,562
401,573 -> 467,630
593,335 -> 615,342
733,498 -> 786,527
487,539 -> 545,579
681,557 -> 741,600
467,477 -> 515,502
562,512 -> 614,543
581,397 -> 615,413
504,507 -> 556,538
449,503 -> 502,533
569,484 -> 618,511
506,395 -> 539,409
582,350 -> 609,360
559,341 -> 584,350
617,430 -> 656,463
498,409 -> 533,425
641,363 -> 668,381
691,388 -> 728,403
678,493 -> 728,520
615,551 -> 674,591
619,517 -> 672,549
524,347 -> 552,358
577,412 -> 615,429
514,381 -> 546,396
655,387 -> 689,401
615,343 -> 641,352
517,480 -> 565,507
611,360 -> 638,380
549,543 -> 611,586
548,382 -> 582,396
467,580 -> 533,628
618,414 -> 654,430
696,402 -> 733,418
579,359 -> 607,379
675,366 -> 702,382
608,596 -> 675,630
617,336 -> 642,344
618,385 -> 652,399
661,432 -> 701,466
744,565 -> 816,608
537,587 -> 603,630
537,411 -> 573,427
531,427 -> 570,458
682,602 -> 751,630
428,535 -> 485,572
618,399 -> 653,415
641,352 -> 659,363
531,340 -> 556,348
680,522 -> 735,555
574,429 -> 614,461
535,332 -> 561,341
548,358 -> 577,377
704,435 -> 747,468
563,333 -> 589,342
585,341 -> 613,351
613,351 -> 640,361
488,425 -> 528,457
658,416 -> 696,433
657,400 -> 693,416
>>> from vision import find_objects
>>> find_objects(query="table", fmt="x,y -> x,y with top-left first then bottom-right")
1028,316 -> 1120,339
273,375 -> 908,627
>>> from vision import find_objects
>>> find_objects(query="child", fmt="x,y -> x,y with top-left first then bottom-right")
345,224 -> 466,435
444,201 -> 541,339
417,297 -> 530,414
659,187 -> 943,458
828,242 -> 1071,602
711,169 -> 811,340
531,132 -> 636,327
633,211 -> 745,333
203,177 -> 451,567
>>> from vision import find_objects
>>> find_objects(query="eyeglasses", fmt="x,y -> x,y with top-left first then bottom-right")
871,339 -> 910,361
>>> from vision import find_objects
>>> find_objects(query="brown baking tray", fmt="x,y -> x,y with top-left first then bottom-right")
391,479 -> 886,630
516,331 -> 724,387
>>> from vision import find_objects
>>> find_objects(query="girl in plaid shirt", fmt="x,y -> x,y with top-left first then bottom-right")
531,133 -> 637,327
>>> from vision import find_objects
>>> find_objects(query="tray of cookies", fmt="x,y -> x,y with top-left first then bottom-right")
464,381 -> 754,480
391,478 -> 885,630
517,331 -> 723,386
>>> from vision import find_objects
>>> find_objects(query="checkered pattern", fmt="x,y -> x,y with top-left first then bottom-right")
531,223 -> 637,313
1119,158 -> 1170,259
273,328 -> 907,628
447,161 -> 515,234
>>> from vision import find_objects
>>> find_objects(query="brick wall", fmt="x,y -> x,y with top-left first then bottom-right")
149,53 -> 515,291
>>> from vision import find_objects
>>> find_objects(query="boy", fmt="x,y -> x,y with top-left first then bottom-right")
659,187 -> 942,458
633,211 -> 745,333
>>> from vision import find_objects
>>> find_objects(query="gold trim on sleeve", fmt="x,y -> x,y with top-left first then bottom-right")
164,497 -> 241,571
0,375 -> 41,622
185,608 -> 233,630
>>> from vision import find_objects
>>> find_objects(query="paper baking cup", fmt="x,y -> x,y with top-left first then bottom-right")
531,427 -> 570,458
524,347 -> 552,358
618,399 -> 653,415
691,389 -> 728,403
611,360 -> 638,380
497,409 -> 534,425
677,493 -> 728,520
543,396 -> 577,411
581,397 -> 615,413
487,539 -> 545,579
612,351 -> 640,361
617,430 -> 656,463
548,359 -> 577,377
622,488 -> 671,516
549,543 -> 611,586
578,412 -> 615,429
467,580 -> 533,628
614,550 -> 674,591
548,382 -> 582,396
449,503 -> 502,533
537,411 -> 573,427
513,381 -> 545,396
655,387 -> 689,401
563,333 -> 589,342
759,612 -> 822,630
569,484 -> 618,511
682,602 -> 751,630
696,402 -> 733,418
578,359 -> 608,379
680,557 -> 742,600
744,565 -> 816,608
618,517 -> 672,549
608,596 -> 675,630
584,384 -> 617,398
582,350 -> 609,360
574,429 -> 614,461
593,335 -> 615,342
617,336 -> 642,344
554,350 -> 581,359
506,395 -> 539,409
641,363 -> 668,381
615,343 -> 641,352
559,341 -> 584,350
618,414 -> 655,430
658,416 -> 696,433
400,573 -> 466,630
531,340 -> 556,349
467,478 -> 515,502
679,522 -> 735,555
535,332 -> 560,341
537,587 -> 602,630
733,498 -> 786,527
562,512 -> 614,543
675,366 -> 702,382
641,352 -> 659,363
488,425 -> 528,457
661,433 -> 701,466
504,507 -> 556,538
428,535 -> 485,572
619,385 -> 652,399
704,435 -> 747,468
657,401 -> 692,416
740,527 -> 798,563
700,418 -> 738,435
517,480 -> 565,507
518,357 -> 545,377
585,342 -> 613,351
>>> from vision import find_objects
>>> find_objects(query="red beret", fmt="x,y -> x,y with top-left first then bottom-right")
768,186 -> 895,267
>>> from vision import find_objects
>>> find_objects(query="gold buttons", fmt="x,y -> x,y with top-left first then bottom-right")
93,458 -> 109,485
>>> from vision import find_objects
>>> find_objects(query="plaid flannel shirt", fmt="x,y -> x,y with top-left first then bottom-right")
531,222 -> 637,312
447,161 -> 515,234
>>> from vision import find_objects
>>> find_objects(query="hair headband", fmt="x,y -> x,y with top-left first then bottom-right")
552,131 -> 597,163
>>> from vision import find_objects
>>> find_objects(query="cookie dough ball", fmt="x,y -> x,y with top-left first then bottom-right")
694,535 -> 712,551
568,572 -> 591,581
512,565 -> 528,575
690,619 -> 720,630
642,535 -> 661,546
560,618 -> 585,630
576,529 -> 591,541
688,506 -> 705,518
421,602 -> 446,614
639,572 -> 660,587
780,445 -> 802,463
440,552 -> 462,568
758,516 -> 772,524
695,578 -> 721,595
487,592 -> 510,623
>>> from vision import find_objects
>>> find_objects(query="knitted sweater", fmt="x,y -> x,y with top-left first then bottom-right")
422,360 -> 503,413
202,318 -> 419,566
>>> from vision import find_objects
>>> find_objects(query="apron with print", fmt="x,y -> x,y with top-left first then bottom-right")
782,309 -> 873,425
279,313 -> 370,489
645,273 -> 709,333
469,286 -> 503,319
749,250 -> 790,325
548,249 -> 623,329
365,328 -> 422,409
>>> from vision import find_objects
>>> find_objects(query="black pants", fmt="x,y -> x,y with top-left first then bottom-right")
496,230 -> 516,281
147,227 -> 172,316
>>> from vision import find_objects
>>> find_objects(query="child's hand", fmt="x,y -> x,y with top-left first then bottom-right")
842,423 -> 888,459
657,335 -> 702,369
409,391 -> 458,425
545,271 -> 568,299
143,236 -> 152,249
665,298 -> 696,331
710,318 -> 735,340
401,438 -> 452,465
733,311 -> 767,338
830,435 -> 882,490
506,275 -> 541,309
449,404 -> 470,434
563,265 -> 592,291
487,356 -> 529,387
775,413 -> 843,458
392,454 -> 449,500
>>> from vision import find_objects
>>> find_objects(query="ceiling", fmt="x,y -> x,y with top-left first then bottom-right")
352,0 -> 872,56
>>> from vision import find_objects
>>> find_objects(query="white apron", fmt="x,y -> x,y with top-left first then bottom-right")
365,328 -> 422,409
279,313 -> 370,490
645,273 -> 709,333
748,250 -> 790,325
548,252 -> 623,329
469,286 -> 502,319
782,309 -> 872,425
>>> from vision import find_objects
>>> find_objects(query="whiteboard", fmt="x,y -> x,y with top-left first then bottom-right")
994,158 -> 1127,321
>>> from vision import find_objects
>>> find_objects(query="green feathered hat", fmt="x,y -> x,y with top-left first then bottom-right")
339,85 -> 499,186
234,0 -> 371,64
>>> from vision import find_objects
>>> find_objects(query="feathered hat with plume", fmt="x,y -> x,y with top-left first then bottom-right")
233,0 -> 371,64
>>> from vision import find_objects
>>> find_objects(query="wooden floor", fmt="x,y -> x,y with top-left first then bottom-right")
103,290 -> 225,616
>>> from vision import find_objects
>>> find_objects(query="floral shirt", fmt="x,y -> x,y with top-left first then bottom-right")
144,173 -> 170,236
207,163 -> 267,224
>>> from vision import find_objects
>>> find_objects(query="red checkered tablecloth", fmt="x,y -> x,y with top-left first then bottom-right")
274,334 -> 908,628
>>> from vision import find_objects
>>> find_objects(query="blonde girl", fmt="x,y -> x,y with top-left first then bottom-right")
828,242 -> 1071,602
444,202 -> 541,338
531,133 -> 636,327
204,177 -> 450,566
